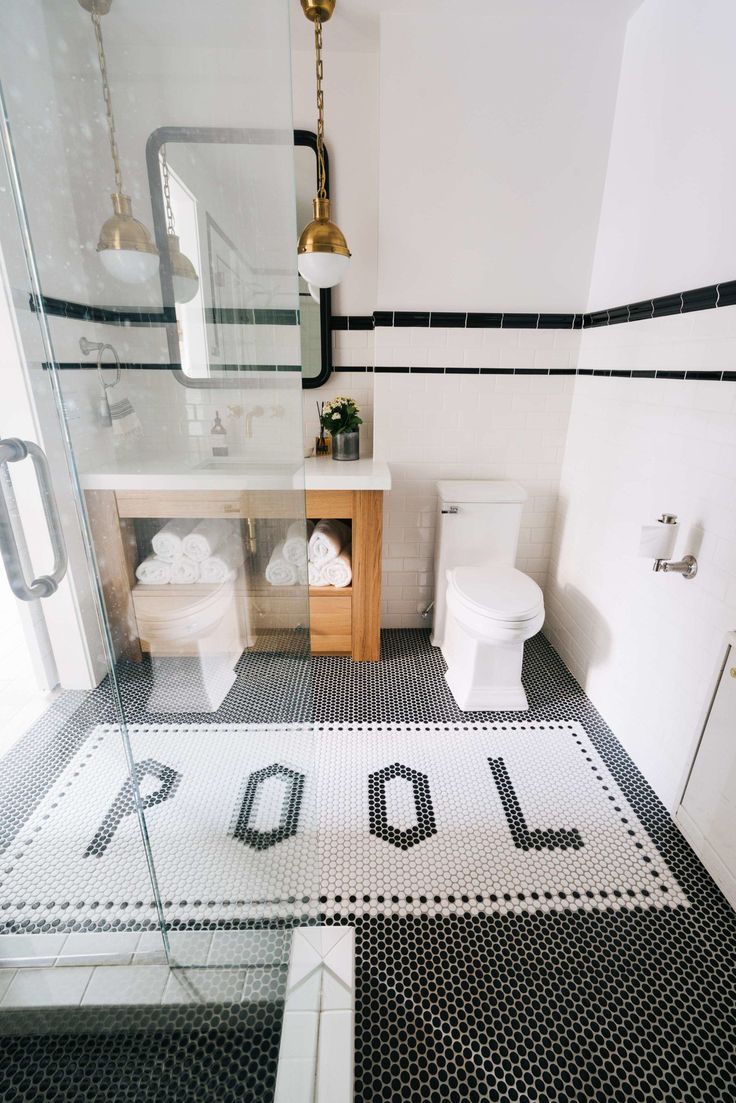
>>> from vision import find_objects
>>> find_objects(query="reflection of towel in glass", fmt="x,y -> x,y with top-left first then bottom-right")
265,542 -> 298,586
107,386 -> 142,438
170,556 -> 200,584
308,519 -> 349,565
135,555 -> 171,585
322,545 -> 352,588
183,519 -> 234,563
282,520 -> 314,566
152,519 -> 191,561
200,534 -> 245,584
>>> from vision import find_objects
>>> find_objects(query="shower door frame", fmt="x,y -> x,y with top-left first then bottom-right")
0,82 -> 172,965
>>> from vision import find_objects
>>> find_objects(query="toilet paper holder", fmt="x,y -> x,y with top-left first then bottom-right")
640,513 -> 698,580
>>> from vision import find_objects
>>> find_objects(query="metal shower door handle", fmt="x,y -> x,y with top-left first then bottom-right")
0,437 -> 68,601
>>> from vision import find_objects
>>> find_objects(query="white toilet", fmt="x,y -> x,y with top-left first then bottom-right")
431,480 -> 544,711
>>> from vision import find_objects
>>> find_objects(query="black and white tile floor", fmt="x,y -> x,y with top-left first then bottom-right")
0,630 -> 734,1101
312,631 -> 736,1103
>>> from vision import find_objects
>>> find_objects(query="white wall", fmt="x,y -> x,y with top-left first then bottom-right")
544,0 -> 736,810
376,7 -> 629,311
588,0 -> 736,309
373,326 -> 578,626
545,312 -> 736,810
290,46 -> 379,316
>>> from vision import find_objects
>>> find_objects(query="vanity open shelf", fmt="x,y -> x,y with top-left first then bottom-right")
81,459 -> 390,664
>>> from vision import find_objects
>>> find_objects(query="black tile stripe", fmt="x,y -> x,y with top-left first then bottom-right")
365,365 -> 730,381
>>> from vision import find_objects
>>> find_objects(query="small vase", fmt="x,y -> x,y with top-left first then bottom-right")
331,429 -> 360,461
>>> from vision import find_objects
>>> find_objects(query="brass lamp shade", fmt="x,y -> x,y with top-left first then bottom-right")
300,0 -> 335,22
166,233 -> 197,282
297,196 -> 350,259
97,192 -> 158,257
166,232 -> 200,304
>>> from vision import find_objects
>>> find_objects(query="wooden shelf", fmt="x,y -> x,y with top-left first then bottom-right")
86,487 -> 384,664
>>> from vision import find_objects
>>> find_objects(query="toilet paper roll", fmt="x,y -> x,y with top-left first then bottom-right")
639,521 -> 678,559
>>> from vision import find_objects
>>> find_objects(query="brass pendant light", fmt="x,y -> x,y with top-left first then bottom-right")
297,0 -> 351,289
80,0 -> 159,284
160,146 -> 199,304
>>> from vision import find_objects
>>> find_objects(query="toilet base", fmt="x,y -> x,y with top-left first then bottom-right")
441,612 -> 532,713
444,666 -> 529,712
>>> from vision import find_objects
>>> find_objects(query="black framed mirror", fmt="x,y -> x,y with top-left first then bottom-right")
145,126 -> 333,389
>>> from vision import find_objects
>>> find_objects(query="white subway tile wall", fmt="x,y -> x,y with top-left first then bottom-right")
372,327 -> 577,627
301,331 -> 374,457
545,307 -> 736,810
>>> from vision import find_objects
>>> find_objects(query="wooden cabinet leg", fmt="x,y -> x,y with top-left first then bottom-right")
351,490 -> 383,661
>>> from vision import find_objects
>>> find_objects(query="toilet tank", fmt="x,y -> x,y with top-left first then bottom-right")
431,480 -> 527,647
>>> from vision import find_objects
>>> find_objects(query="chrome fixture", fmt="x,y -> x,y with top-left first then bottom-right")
420,600 -> 435,619
297,0 -> 351,288
0,438 -> 68,601
650,514 -> 698,580
79,0 -> 159,283
653,553 -> 698,579
80,336 -> 122,426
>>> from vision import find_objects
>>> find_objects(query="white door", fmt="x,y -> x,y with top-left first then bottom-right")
677,633 -> 736,910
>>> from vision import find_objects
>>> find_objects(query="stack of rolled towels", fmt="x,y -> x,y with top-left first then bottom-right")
135,519 -> 244,586
265,518 -> 352,589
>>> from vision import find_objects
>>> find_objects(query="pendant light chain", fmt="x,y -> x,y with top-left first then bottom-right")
91,11 -> 123,195
314,17 -> 327,198
161,146 -> 176,236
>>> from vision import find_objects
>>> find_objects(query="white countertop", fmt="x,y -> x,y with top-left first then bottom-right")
79,456 -> 391,493
302,457 -> 391,491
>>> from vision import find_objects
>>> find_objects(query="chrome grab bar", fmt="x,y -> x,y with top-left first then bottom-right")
0,437 -> 68,601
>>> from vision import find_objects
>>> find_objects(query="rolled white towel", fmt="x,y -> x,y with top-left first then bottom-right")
182,519 -> 234,563
135,555 -> 172,585
308,519 -> 350,565
282,520 -> 314,566
265,542 -> 298,586
322,545 -> 352,588
152,519 -> 191,562
308,560 -> 329,587
297,562 -> 309,587
200,534 -> 245,584
170,555 -> 201,585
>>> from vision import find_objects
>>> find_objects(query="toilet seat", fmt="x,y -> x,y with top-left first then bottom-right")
448,563 -> 543,627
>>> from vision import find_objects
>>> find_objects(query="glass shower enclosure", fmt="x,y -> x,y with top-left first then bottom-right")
0,0 -> 316,988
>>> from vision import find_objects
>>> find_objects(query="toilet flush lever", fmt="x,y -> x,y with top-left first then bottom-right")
441,505 -> 459,514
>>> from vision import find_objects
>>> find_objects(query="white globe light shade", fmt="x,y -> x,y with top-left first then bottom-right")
172,273 -> 199,304
98,246 -> 159,285
297,250 -> 350,289
308,282 -> 321,303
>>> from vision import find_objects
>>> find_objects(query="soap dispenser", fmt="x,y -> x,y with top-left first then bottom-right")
210,410 -> 229,457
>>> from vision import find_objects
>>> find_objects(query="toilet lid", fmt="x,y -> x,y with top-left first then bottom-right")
449,564 -> 543,622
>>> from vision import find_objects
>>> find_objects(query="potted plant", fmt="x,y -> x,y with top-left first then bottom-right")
321,396 -> 363,461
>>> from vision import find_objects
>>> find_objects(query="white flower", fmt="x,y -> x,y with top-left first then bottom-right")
331,412 -> 341,420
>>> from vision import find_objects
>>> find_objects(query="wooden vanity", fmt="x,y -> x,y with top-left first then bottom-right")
81,458 -> 390,663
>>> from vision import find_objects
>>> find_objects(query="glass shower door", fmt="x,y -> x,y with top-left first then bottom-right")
0,0 -> 316,986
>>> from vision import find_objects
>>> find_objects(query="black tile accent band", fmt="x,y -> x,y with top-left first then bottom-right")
364,366 -> 732,382
29,295 -> 299,328
332,278 -> 736,333
45,362 -> 301,373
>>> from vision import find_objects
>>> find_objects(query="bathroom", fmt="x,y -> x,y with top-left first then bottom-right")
0,0 -> 734,1099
